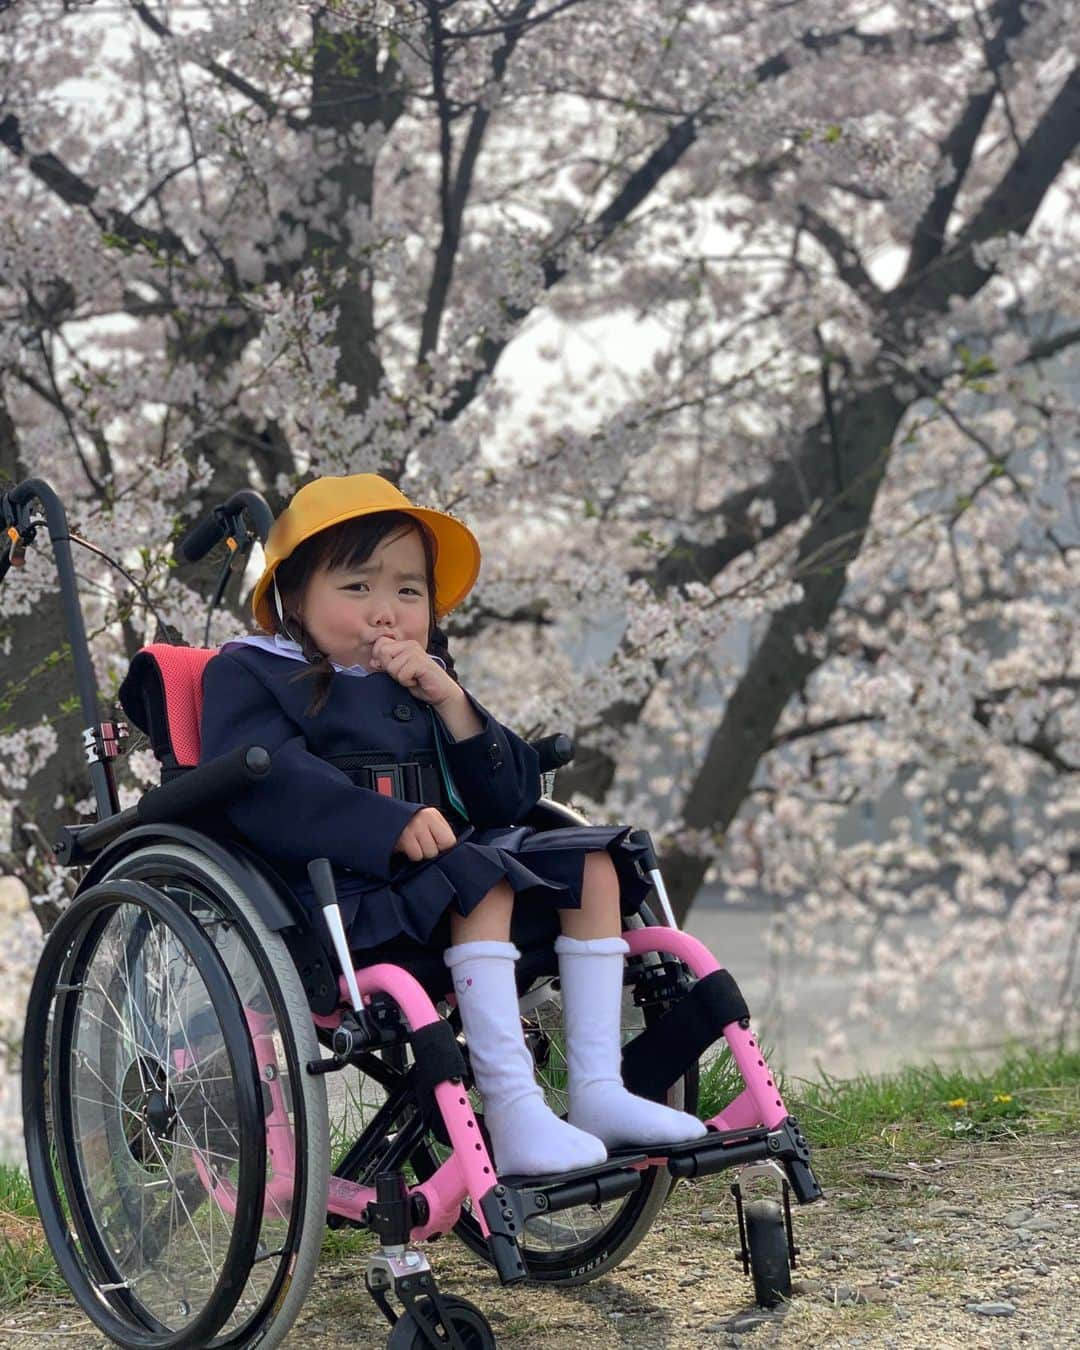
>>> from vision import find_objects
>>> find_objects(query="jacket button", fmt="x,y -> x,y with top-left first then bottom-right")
393,703 -> 413,722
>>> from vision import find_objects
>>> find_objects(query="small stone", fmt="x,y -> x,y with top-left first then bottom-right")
699,1208 -> 722,1223
792,1277 -> 823,1295
1021,1216 -> 1056,1233
857,1286 -> 891,1304
726,1307 -> 787,1332
1032,1261 -> 1051,1277
966,1301 -> 1017,1317
1003,1210 -> 1035,1229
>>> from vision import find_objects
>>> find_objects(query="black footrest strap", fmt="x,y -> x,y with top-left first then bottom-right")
621,968 -> 750,1102
410,1020 -> 467,1118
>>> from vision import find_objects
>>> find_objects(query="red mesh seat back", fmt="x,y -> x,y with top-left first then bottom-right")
118,645 -> 218,768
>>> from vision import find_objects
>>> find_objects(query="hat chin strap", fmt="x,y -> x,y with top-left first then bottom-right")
273,577 -> 299,643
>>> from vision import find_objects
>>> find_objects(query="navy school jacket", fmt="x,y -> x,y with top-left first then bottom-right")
198,645 -> 542,883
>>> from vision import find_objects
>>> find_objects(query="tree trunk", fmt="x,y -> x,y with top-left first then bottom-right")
664,381 -> 906,922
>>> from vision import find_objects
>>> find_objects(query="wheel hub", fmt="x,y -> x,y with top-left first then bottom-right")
120,1055 -> 176,1163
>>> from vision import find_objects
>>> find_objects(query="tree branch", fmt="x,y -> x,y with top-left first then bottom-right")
798,204 -> 882,308
904,0 -> 1028,281
440,113 -> 698,422
128,1 -> 308,133
0,112 -> 191,261
896,65 -> 1080,314
418,0 -> 535,366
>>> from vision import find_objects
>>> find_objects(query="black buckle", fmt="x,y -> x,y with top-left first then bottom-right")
368,762 -> 422,802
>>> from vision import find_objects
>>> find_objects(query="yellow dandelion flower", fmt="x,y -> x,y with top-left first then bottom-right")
946,1097 -> 968,1109
993,1093 -> 1013,1104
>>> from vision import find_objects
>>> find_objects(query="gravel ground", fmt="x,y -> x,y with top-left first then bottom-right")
3,1130 -> 1077,1348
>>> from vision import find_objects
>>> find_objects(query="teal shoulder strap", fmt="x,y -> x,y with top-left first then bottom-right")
429,707 -> 468,820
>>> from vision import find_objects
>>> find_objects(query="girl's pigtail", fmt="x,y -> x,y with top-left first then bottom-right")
289,619 -> 337,715
428,623 -> 459,683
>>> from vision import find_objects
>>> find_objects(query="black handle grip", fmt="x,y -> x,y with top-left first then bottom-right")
307,857 -> 339,909
136,744 -> 271,824
178,510 -> 228,562
531,732 -> 574,773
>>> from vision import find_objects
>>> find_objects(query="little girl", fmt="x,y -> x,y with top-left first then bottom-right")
199,473 -> 705,1177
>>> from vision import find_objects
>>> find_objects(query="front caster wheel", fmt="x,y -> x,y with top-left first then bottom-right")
745,1198 -> 792,1307
387,1293 -> 496,1348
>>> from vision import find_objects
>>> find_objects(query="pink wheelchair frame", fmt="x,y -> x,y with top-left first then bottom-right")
188,927 -> 795,1243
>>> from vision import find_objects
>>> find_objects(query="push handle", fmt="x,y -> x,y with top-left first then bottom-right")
178,509 -> 230,562
532,732 -> 574,772
179,489 -> 274,561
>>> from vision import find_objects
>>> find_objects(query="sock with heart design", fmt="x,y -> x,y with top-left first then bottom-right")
444,938 -> 607,1176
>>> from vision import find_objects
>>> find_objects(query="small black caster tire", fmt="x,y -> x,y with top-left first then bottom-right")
387,1293 -> 497,1348
745,1198 -> 792,1308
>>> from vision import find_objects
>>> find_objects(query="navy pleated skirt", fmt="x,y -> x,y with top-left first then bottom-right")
290,823 -> 653,953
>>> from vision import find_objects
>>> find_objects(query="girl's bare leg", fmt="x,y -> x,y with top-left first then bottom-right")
558,852 -> 622,938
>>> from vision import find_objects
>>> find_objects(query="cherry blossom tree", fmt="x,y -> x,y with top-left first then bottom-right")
1,0 -> 1077,1055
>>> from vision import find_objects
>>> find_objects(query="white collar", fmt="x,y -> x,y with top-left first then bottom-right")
221,633 -> 372,676
221,632 -> 446,678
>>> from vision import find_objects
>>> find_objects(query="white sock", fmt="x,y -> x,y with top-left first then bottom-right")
556,934 -> 708,1148
444,939 -> 608,1177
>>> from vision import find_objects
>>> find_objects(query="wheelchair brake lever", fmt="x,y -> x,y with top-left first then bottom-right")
308,857 -> 365,1012
628,828 -> 681,928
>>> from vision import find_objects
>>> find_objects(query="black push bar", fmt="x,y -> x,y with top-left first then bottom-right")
54,743 -> 272,865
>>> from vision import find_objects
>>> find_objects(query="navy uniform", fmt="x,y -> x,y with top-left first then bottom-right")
199,639 -> 650,953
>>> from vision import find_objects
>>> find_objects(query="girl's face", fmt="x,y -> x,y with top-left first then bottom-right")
295,525 -> 432,668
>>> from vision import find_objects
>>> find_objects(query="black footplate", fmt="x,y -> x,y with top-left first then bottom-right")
497,1152 -> 647,1204
663,1117 -> 822,1201
481,1156 -> 647,1286
605,1118 -> 822,1203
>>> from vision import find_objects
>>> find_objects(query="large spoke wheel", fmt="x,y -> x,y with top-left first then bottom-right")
97,845 -> 331,1350
23,879 -> 264,1349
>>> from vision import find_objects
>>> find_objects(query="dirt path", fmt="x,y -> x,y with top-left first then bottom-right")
4,1130 -> 1077,1348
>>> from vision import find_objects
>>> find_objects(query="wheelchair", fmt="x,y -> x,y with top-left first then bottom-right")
3,477 -> 822,1349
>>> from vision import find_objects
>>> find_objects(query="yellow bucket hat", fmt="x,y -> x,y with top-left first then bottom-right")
251,474 -> 481,633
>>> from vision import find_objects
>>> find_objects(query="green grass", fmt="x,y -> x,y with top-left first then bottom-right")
0,1163 -> 67,1306
698,1043 -> 1080,1155
4,1044 -> 1078,1309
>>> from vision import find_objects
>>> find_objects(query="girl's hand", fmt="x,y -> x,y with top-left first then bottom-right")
369,636 -> 458,707
393,807 -> 457,861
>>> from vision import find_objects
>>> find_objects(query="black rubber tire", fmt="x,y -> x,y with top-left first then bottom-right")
386,1294 -> 496,1349
745,1198 -> 792,1308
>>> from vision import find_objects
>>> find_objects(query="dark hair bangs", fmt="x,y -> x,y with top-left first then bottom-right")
307,511 -> 429,575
